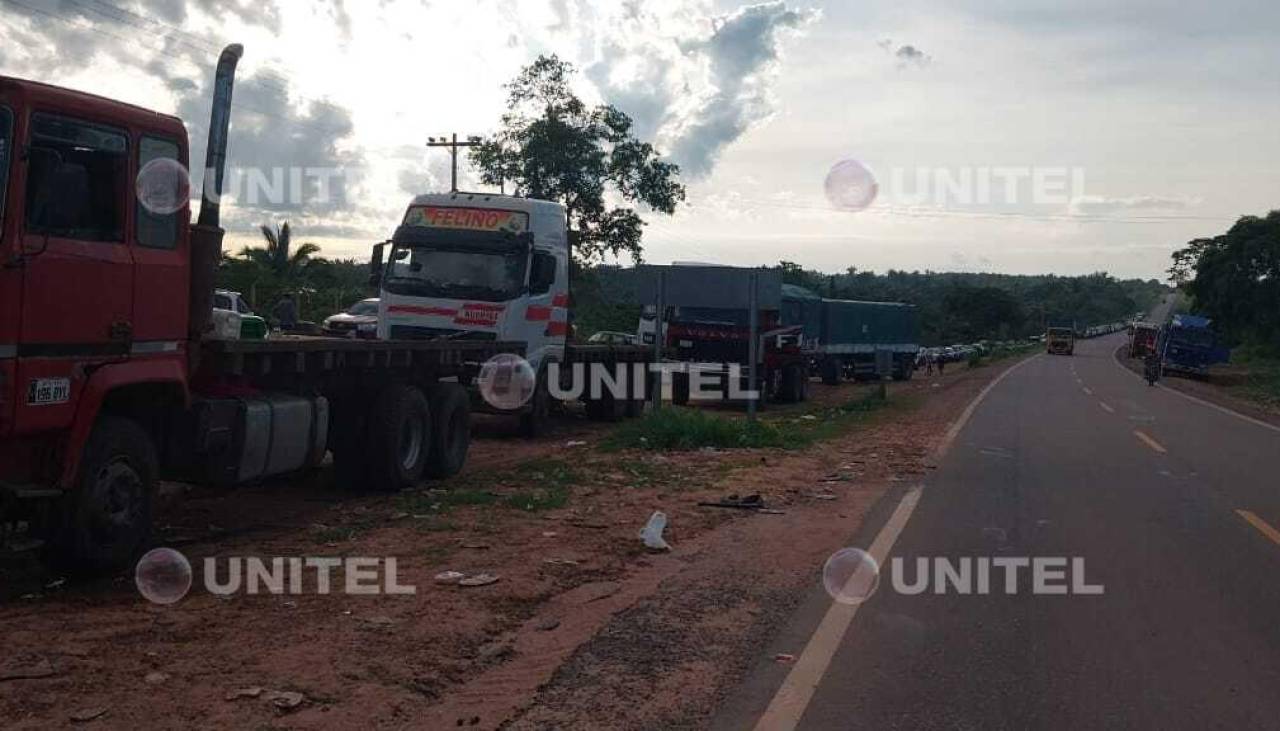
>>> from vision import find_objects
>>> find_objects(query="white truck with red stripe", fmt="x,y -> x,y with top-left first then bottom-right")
371,193 -> 653,435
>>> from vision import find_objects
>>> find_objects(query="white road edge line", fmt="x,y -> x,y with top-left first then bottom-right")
1110,344 -> 1280,434
752,353 -> 1042,731
1100,402 -> 1115,414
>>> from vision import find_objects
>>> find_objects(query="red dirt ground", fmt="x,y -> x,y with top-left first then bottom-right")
0,357 -> 1021,730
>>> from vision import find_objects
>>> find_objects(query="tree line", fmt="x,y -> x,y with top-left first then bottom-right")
1169,210 -> 1279,351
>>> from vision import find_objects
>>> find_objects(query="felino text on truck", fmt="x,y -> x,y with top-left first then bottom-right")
0,47 -> 519,573
368,193 -> 654,436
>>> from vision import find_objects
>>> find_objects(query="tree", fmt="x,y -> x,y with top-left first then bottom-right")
239,222 -> 321,280
471,55 -> 685,264
1171,211 -> 1280,346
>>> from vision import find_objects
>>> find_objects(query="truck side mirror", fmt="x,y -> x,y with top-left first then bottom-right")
369,241 -> 387,287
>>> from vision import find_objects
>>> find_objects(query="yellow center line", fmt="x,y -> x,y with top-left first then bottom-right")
1133,429 -> 1167,454
1099,402 -> 1115,413
1237,510 -> 1280,546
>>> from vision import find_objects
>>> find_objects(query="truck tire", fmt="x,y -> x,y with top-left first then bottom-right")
426,383 -> 470,478
520,370 -> 552,438
366,384 -> 431,492
672,372 -> 690,406
49,415 -> 158,575
821,358 -> 840,386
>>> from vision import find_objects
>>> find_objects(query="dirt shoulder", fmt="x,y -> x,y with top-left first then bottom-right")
1113,344 -> 1280,429
0,356 -> 1028,730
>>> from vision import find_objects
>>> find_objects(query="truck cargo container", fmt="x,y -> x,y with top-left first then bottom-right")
814,300 -> 920,384
640,269 -> 813,405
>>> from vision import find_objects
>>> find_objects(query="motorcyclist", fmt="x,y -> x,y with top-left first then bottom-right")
1143,350 -> 1161,386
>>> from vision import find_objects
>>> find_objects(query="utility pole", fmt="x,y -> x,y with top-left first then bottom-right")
426,134 -> 483,192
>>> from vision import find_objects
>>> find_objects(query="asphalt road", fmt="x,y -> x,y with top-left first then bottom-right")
717,302 -> 1280,730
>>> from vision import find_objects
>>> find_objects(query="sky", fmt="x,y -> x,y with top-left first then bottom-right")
2,0 -> 1277,280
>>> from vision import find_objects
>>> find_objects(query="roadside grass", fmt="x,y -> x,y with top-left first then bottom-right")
1224,345 -> 1280,409
603,389 -> 900,452
602,407 -> 794,451
395,457 -> 580,517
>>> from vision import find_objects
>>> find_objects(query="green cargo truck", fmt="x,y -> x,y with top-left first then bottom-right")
816,299 -> 920,384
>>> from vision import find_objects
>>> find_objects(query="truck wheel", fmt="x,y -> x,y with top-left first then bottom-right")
821,358 -> 840,386
366,384 -> 431,492
520,370 -> 552,438
672,372 -> 690,406
426,384 -> 471,478
49,416 -> 157,575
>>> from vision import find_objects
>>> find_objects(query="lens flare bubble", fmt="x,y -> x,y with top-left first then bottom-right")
136,157 -> 191,216
135,547 -> 193,605
477,353 -> 537,411
822,547 -> 881,605
824,159 -> 878,211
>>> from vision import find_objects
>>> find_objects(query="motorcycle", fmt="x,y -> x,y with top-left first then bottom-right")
1143,353 -> 1161,386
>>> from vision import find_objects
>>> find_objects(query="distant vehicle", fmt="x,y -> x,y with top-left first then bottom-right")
587,331 -> 638,345
323,297 -> 379,338
1160,314 -> 1230,377
212,288 -> 267,339
1129,322 -> 1160,359
213,288 -> 253,315
815,299 -> 921,383
1046,327 -> 1075,355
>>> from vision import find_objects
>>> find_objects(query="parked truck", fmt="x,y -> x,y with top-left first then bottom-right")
0,47 -> 529,573
1129,322 -> 1160,358
369,193 -> 654,434
1160,314 -> 1230,377
1045,326 -> 1075,355
814,299 -> 920,384
652,280 -> 814,406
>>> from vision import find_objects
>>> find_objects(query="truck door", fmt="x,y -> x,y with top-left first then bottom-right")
519,248 -> 566,372
14,112 -> 134,432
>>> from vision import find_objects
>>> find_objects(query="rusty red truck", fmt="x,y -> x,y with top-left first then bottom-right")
0,47 -> 527,573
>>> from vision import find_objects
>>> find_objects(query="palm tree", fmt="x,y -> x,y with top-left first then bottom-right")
239,222 -> 321,280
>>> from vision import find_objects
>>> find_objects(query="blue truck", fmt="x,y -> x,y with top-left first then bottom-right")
1160,314 -> 1231,376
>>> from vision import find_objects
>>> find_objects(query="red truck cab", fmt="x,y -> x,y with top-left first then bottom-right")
0,76 -> 193,446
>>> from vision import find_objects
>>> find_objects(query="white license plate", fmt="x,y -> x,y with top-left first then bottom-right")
27,378 -> 71,405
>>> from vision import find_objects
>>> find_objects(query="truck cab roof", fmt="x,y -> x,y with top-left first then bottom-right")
0,75 -> 186,140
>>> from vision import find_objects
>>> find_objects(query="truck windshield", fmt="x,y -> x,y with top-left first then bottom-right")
384,245 -> 527,302
0,106 -> 11,231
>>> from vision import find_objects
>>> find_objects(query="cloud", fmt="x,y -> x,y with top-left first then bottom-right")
666,2 -> 816,176
877,38 -> 931,69
895,44 -> 931,68
583,2 -> 816,179
1068,195 -> 1198,216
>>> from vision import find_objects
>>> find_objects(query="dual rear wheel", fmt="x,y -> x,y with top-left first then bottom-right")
333,382 -> 471,493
